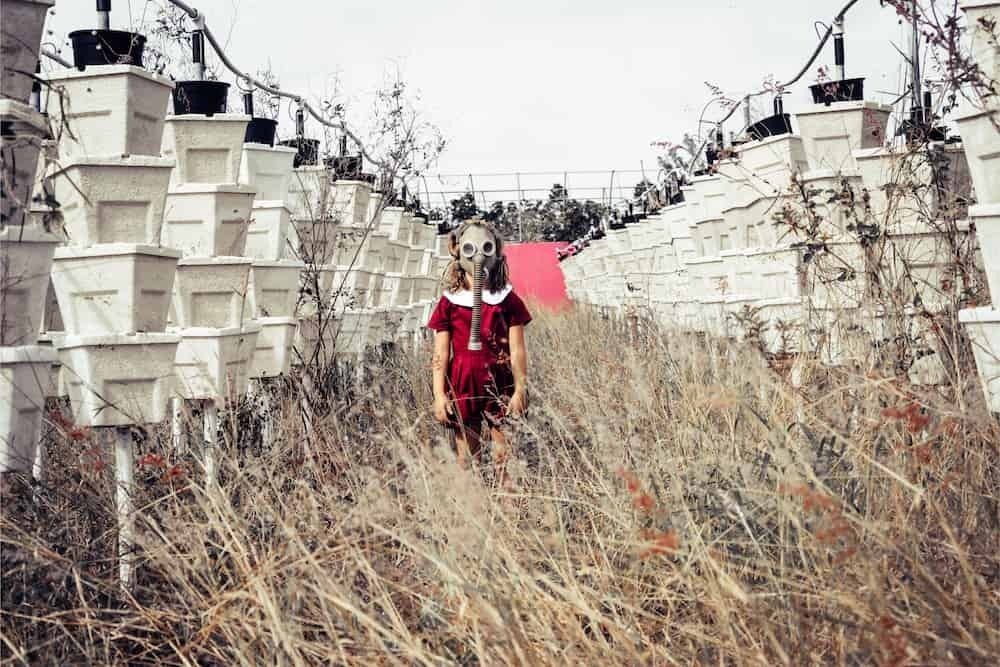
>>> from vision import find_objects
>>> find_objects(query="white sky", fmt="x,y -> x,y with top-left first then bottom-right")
44,0 -> 919,203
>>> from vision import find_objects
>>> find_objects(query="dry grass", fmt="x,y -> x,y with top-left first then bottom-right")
2,306 -> 999,665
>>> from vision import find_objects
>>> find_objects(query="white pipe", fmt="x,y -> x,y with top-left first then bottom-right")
171,397 -> 187,455
114,427 -> 135,592
203,401 -> 218,487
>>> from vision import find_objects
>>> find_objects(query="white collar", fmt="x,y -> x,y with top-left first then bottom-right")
444,284 -> 512,307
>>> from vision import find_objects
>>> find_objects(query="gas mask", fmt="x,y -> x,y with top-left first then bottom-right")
455,223 -> 499,351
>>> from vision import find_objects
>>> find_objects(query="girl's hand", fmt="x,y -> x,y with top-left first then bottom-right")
433,395 -> 453,424
508,388 -> 528,418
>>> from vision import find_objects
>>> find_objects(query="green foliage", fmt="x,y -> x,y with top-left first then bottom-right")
451,184 -> 607,243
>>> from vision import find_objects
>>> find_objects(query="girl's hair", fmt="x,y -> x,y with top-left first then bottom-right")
441,218 -> 510,293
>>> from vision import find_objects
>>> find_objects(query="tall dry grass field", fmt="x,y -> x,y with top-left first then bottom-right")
2,306 -> 998,665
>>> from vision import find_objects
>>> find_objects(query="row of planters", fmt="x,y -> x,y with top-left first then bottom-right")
2,0 -> 62,475
1,0 -> 332,473
957,1 -> 1000,413
0,0 -> 344,589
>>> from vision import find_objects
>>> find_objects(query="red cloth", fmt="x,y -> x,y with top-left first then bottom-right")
426,291 -> 532,432
504,242 -> 571,310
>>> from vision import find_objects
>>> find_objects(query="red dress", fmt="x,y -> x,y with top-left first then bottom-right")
426,288 -> 532,433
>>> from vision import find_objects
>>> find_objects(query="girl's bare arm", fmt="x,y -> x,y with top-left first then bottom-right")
432,330 -> 451,400
509,324 -> 528,392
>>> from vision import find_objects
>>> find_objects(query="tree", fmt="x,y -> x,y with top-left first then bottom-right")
449,192 -> 480,222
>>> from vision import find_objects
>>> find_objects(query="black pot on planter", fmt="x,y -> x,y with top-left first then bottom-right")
278,137 -> 320,167
69,29 -> 146,70
172,81 -> 230,116
809,77 -> 865,105
244,118 -> 277,145
324,154 -> 363,180
747,113 -> 793,141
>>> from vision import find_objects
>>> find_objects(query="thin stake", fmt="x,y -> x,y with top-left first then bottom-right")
113,426 -> 135,592
203,401 -> 218,487
171,396 -> 187,455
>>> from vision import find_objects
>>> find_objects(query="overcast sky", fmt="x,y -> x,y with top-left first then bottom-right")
44,0 -> 918,203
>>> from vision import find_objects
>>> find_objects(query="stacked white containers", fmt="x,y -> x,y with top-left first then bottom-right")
286,164 -> 338,365
957,1 -> 1000,411
1,0 -> 61,473
239,142 -> 304,378
328,179 -> 383,361
161,113 -> 259,402
406,213 -> 441,350
376,198 -> 415,344
42,62 -> 182,429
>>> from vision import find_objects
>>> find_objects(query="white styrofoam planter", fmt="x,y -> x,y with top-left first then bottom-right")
961,2 -> 1000,85
331,180 -> 372,226
795,101 -> 892,172
172,257 -> 253,328
380,273 -> 415,308
172,323 -> 260,400
245,201 -> 294,260
1,0 -> 54,103
335,228 -> 387,272
410,218 -> 434,248
35,333 -> 63,398
959,305 -> 1000,412
330,267 -> 381,310
418,248 -> 436,276
292,218 -> 339,265
0,345 -> 57,473
333,309 -> 372,360
287,166 -> 330,220
735,134 -> 810,199
954,106 -> 1000,203
1,224 -> 60,346
162,114 -> 251,187
43,65 -> 174,160
50,244 -> 181,335
367,192 -> 384,229
405,247 -> 424,276
383,241 -> 408,273
293,315 -> 339,366
968,203 -> 1000,301
606,229 -> 632,254
0,100 -> 47,225
377,206 -> 406,240
248,316 -> 298,378
297,264 -> 335,317
249,260 -> 305,318
57,332 -> 180,427
412,275 -> 438,303
53,156 -> 176,246
162,183 -> 256,256
239,143 -> 296,201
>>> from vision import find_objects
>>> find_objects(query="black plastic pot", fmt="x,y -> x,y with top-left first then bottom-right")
172,80 -> 229,116
244,117 -> 277,145
809,77 -> 865,105
278,137 -> 320,167
747,113 -> 793,141
69,29 -> 146,70
324,154 -> 363,180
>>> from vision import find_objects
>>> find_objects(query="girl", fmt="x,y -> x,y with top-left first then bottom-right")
426,219 -> 531,480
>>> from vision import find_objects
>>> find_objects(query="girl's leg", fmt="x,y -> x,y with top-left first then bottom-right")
489,426 -> 512,492
453,422 -> 483,468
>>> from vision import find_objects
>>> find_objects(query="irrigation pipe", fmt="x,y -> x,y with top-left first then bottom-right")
682,0 -> 862,178
163,0 -> 386,169
40,0 -> 385,170
624,0 -> 863,209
